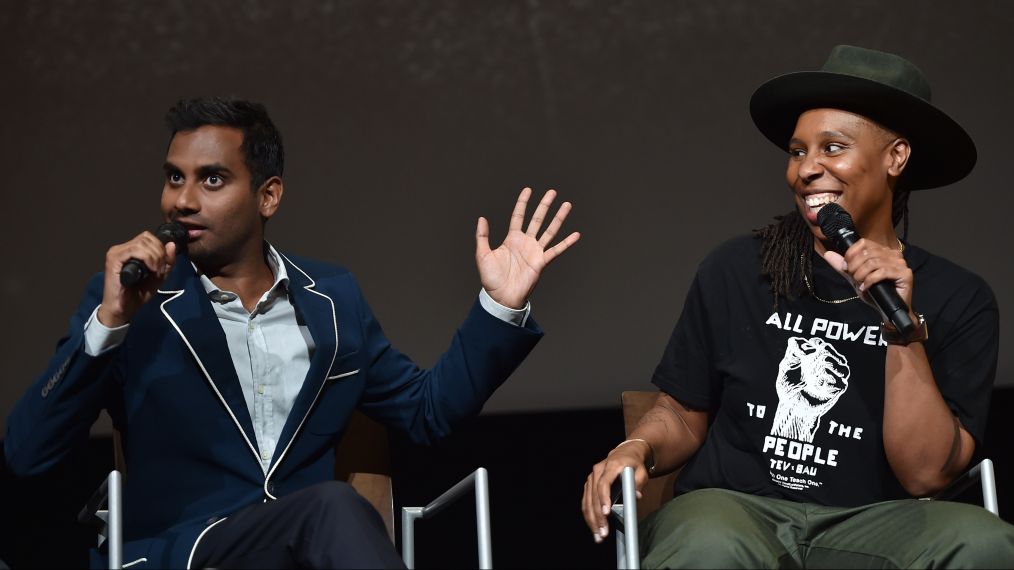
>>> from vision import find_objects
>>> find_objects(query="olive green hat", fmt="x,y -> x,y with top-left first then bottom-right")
749,45 -> 976,190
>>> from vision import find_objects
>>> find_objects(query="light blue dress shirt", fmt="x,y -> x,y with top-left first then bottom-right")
83,245 -> 530,472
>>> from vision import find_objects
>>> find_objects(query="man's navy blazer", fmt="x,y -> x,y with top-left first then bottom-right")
5,249 -> 542,568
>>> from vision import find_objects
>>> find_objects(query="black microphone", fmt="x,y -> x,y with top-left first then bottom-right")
816,203 -> 915,337
119,222 -> 188,287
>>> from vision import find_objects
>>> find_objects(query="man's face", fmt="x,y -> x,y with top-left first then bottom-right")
786,108 -> 901,240
161,125 -> 269,268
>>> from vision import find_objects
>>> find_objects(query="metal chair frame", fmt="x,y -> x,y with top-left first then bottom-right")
401,467 -> 493,569
77,470 -> 123,570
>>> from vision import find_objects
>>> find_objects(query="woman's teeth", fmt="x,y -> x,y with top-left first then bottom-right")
806,193 -> 839,209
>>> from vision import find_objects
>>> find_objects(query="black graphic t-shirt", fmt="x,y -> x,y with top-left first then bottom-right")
652,235 -> 998,507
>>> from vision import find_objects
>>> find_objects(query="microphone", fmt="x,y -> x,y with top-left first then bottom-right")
816,203 -> 915,337
119,222 -> 188,287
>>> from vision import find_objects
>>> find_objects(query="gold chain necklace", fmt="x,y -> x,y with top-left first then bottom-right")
801,241 -> 905,304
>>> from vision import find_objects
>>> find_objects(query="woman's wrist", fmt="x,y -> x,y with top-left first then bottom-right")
613,438 -> 656,474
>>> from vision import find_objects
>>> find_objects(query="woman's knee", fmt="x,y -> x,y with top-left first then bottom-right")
910,501 -> 1014,567
640,489 -> 794,569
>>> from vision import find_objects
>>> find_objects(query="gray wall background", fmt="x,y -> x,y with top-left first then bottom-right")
2,1 -> 1012,433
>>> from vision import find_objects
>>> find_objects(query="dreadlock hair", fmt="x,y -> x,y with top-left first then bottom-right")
753,185 -> 911,308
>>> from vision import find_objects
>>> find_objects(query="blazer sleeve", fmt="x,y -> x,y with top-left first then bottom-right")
350,275 -> 543,445
5,274 -> 122,476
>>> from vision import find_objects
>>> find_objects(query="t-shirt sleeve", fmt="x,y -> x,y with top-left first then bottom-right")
651,270 -> 721,411
926,275 -> 999,446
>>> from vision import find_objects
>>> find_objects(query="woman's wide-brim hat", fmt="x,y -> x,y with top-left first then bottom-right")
750,45 -> 976,190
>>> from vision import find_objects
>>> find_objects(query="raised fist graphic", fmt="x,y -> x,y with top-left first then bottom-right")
770,336 -> 850,442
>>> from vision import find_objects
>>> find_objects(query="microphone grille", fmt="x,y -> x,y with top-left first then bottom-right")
155,222 -> 189,253
816,202 -> 855,237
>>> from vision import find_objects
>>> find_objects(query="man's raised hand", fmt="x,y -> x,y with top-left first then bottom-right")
475,187 -> 580,309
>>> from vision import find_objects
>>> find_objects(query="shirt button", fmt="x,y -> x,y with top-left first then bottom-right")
248,321 -> 256,331
261,450 -> 270,460
257,384 -> 265,395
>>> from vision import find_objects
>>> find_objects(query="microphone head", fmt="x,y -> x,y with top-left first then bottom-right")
155,221 -> 189,254
816,203 -> 856,253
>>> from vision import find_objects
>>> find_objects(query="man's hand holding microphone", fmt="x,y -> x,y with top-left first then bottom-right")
96,222 -> 187,328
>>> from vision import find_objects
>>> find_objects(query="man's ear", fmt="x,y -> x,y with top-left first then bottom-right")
887,138 -> 911,178
258,176 -> 284,220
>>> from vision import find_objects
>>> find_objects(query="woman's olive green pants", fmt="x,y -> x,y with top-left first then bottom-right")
640,488 -> 1014,568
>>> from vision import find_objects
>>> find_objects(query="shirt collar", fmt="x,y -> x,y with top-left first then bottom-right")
196,243 -> 290,305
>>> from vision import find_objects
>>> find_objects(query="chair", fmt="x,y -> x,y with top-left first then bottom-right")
610,390 -> 1000,570
81,411 -> 494,569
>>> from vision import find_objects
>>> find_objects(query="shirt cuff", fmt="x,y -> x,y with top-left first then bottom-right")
83,306 -> 130,356
478,289 -> 531,327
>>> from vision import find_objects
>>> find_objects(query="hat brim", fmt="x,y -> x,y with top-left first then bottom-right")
750,71 -> 976,190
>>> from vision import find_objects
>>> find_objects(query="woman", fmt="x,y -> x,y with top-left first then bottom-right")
582,45 -> 1014,568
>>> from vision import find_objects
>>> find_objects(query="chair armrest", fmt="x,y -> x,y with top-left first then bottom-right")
609,466 -> 640,570
932,458 -> 998,516
401,467 -> 492,569
78,470 -> 123,570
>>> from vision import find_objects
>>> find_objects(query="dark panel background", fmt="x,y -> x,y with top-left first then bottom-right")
2,1 -> 1012,432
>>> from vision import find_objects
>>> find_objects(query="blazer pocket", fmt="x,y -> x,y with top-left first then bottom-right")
305,352 -> 361,436
326,350 -> 361,382
326,368 -> 360,381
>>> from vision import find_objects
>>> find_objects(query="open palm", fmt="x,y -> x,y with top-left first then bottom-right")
476,188 -> 580,309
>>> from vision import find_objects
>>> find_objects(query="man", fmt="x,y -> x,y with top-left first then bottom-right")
6,98 -> 579,568
582,45 -> 1014,567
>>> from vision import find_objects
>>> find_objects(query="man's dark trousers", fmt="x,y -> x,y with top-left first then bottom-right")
192,481 -> 406,569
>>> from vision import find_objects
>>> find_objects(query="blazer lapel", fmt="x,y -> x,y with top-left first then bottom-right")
157,257 -> 261,465
269,253 -> 340,468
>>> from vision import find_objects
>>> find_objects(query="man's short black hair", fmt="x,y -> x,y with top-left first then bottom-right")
165,97 -> 284,191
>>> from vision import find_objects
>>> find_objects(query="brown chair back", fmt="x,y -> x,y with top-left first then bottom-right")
621,391 -> 679,521
333,411 -> 395,543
